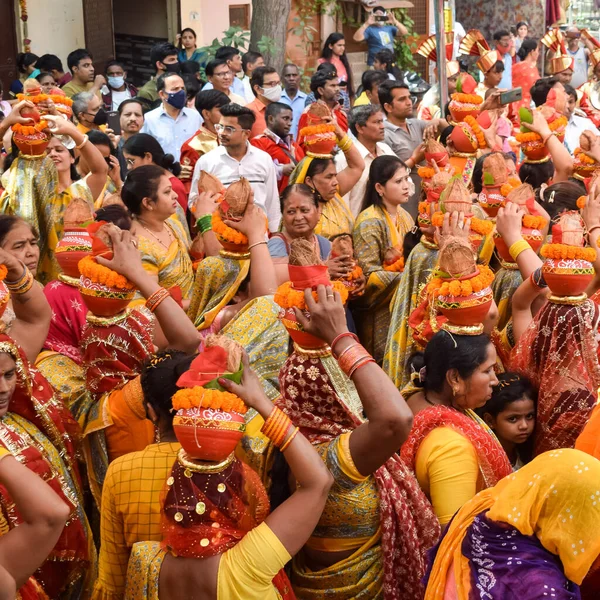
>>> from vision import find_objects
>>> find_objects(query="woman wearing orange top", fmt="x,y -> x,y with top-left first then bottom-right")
510,39 -> 540,120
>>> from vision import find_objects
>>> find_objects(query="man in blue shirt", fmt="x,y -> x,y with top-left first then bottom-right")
202,46 -> 247,99
280,63 -> 307,139
353,6 -> 407,66
494,30 -> 513,90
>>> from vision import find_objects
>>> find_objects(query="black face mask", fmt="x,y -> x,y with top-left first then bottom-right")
93,108 -> 108,126
162,61 -> 181,74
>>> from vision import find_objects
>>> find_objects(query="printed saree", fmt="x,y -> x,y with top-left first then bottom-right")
353,204 -> 414,363
491,264 -> 523,332
510,298 -> 600,455
277,347 -> 440,600
0,334 -> 96,599
424,449 -> 600,599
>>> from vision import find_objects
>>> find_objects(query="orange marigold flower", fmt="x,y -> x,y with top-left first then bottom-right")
0,265 -> 7,281
172,387 -> 248,414
451,93 -> 483,104
383,257 -> 405,272
515,131 -> 542,143
417,166 -> 435,179
470,217 -> 494,236
78,255 -> 135,290
274,280 -> 349,309
211,210 -> 266,246
540,243 -> 597,262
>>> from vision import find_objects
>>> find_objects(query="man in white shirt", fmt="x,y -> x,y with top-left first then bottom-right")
335,104 -> 395,217
141,73 -> 200,162
189,103 -> 281,231
563,84 -> 600,153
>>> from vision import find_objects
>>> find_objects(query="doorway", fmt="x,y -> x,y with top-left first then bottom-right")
0,1 -> 18,102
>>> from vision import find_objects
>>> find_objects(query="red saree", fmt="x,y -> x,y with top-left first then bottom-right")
80,307 -> 155,396
401,405 -> 512,490
511,298 -> 600,455
43,280 -> 87,364
0,334 -> 92,598
277,350 -> 440,600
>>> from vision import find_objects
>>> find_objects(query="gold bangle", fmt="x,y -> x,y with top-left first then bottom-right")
247,240 -> 267,251
338,135 -> 353,153
508,239 -> 530,262
75,134 -> 89,150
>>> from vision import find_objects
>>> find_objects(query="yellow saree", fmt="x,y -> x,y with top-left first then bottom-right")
132,216 -> 194,305
0,153 -> 93,285
353,204 -> 414,363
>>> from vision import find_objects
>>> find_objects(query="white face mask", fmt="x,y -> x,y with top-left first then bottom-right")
261,84 -> 282,102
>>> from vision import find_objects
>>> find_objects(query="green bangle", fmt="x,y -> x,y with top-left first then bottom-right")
196,214 -> 212,234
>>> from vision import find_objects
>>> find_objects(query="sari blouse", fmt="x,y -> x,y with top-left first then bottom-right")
134,217 -> 194,302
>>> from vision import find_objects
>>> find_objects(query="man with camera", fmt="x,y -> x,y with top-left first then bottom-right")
353,6 -> 408,67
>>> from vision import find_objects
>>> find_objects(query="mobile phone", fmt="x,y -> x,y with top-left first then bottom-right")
106,110 -> 121,135
499,87 -> 522,105
375,14 -> 388,22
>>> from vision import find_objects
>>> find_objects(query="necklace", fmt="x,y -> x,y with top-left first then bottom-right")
137,219 -> 173,249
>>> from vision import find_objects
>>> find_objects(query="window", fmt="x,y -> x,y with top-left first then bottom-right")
229,5 -> 250,30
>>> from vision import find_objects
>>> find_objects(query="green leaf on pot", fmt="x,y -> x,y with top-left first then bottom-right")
483,172 -> 495,186
203,364 -> 244,391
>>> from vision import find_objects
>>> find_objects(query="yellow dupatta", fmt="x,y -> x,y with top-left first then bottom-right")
425,449 -> 600,600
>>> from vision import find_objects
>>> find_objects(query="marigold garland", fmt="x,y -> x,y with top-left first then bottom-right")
515,131 -> 541,144
522,215 -> 547,230
78,255 -> 135,290
451,93 -> 483,105
417,166 -> 435,179
172,387 -> 248,414
274,280 -> 349,309
549,116 -> 568,132
540,243 -> 597,262
499,178 -> 521,197
299,123 -> 336,138
341,264 -> 363,281
212,210 -> 248,245
574,149 -> 597,165
427,265 -> 495,298
430,212 -> 493,235
577,196 -> 587,209
48,94 -> 73,106
0,265 -> 8,281
418,201 -> 432,215
384,257 -> 405,272
463,115 -> 486,149
16,93 -> 48,104
12,120 -> 48,136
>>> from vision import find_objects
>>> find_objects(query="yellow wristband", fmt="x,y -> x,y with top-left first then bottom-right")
508,239 -> 531,261
0,447 -> 12,462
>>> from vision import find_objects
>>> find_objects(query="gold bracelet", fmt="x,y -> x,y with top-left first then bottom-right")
508,239 -> 530,262
247,240 -> 267,251
75,134 -> 89,150
338,135 -> 353,153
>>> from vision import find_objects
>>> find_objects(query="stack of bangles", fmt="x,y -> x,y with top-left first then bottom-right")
508,239 -> 531,262
338,135 -> 353,154
145,287 -> 171,312
331,332 -> 375,378
5,266 -> 34,295
196,214 -> 212,235
530,267 -> 548,289
261,406 -> 299,453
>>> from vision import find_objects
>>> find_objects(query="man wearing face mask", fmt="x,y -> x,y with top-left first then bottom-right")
141,72 -> 200,162
138,42 -> 181,110
493,30 -> 513,90
246,66 -> 282,138
102,61 -> 138,111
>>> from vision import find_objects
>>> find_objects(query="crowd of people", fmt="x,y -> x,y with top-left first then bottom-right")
2,5 -> 600,599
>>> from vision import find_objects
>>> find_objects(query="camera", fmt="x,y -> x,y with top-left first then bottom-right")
375,14 -> 388,22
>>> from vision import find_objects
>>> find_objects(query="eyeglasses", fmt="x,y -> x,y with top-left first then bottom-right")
215,124 -> 247,134
213,71 -> 232,78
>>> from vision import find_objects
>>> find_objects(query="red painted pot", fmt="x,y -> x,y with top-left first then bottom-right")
279,306 -> 327,349
55,228 -> 92,279
12,130 -> 50,156
448,101 -> 480,124
173,406 -> 245,461
436,287 -> 493,326
542,258 -> 594,297
424,150 -> 449,168
303,131 -> 337,156
79,275 -> 135,317
478,186 -> 505,218
521,139 -> 549,162
494,228 -> 544,264
573,159 -> 598,181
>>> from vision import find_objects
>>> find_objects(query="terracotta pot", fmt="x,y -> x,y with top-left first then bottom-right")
424,150 -> 448,167
79,275 -> 135,317
55,228 -> 92,279
303,131 -> 337,156
217,238 -> 249,254
0,281 -> 9,322
12,131 -> 50,156
173,406 -> 245,461
542,258 -> 594,297
436,287 -> 493,326
478,186 -> 505,218
449,124 -> 478,154
573,160 -> 598,181
279,306 -> 327,349
448,101 -> 480,123
494,229 -> 544,264
521,139 -> 549,162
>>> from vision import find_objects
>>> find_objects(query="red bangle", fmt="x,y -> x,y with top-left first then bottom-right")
331,332 -> 359,358
145,287 -> 171,313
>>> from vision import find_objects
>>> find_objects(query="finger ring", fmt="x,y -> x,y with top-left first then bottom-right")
327,294 -> 334,299
131,240 -> 138,248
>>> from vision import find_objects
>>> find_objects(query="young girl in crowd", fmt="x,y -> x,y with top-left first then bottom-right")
476,373 -> 537,470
